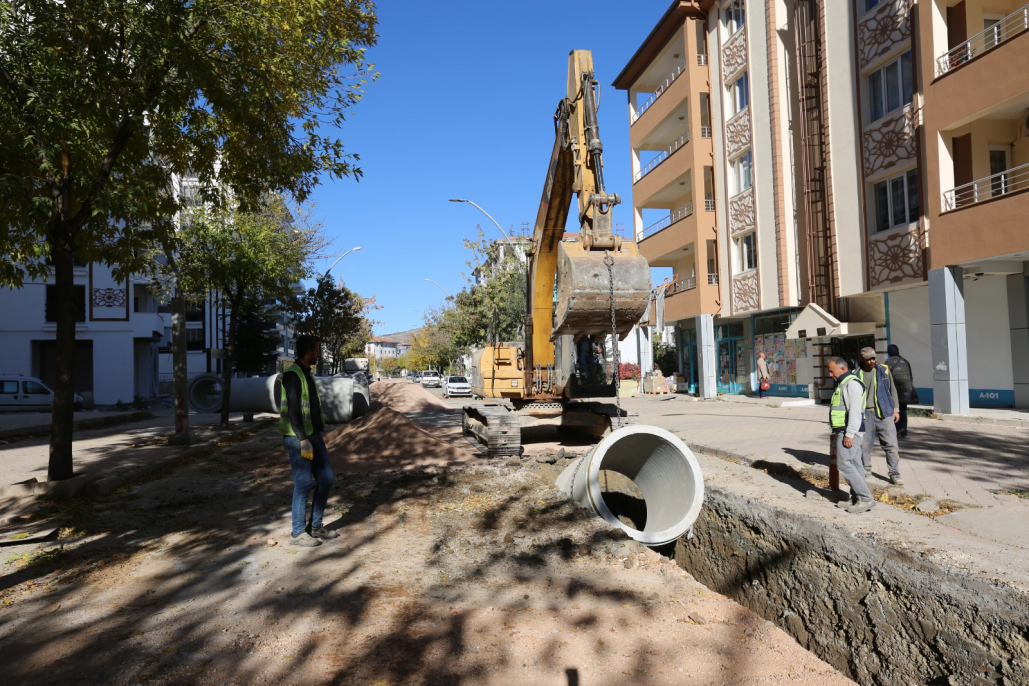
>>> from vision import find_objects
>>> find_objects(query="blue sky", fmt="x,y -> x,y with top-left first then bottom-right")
306,0 -> 673,335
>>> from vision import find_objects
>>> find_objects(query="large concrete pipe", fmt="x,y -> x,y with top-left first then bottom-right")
187,373 -> 355,423
555,425 -> 704,547
336,372 -> 370,418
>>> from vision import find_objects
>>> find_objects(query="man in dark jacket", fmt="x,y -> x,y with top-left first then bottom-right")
885,344 -> 917,437
858,347 -> 903,485
279,334 -> 339,547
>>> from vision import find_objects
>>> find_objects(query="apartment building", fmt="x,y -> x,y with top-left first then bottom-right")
613,0 -> 722,396
617,0 -> 1028,410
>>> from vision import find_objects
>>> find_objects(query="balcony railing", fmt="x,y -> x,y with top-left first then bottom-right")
640,203 -> 694,241
634,132 -> 690,183
708,272 -> 719,285
701,125 -> 712,138
943,161 -> 1029,210
936,4 -> 1029,76
666,277 -> 697,295
697,54 -> 708,66
704,195 -> 715,212
631,59 -> 688,124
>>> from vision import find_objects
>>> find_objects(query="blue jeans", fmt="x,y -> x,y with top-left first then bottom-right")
897,403 -> 909,433
282,433 -> 334,536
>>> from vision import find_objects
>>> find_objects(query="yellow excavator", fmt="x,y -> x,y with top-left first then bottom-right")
464,50 -> 652,457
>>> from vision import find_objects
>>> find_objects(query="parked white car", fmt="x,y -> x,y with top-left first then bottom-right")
420,371 -> 441,388
442,375 -> 472,398
0,374 -> 83,412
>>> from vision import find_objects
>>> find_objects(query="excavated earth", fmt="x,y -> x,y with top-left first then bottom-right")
0,380 -> 853,685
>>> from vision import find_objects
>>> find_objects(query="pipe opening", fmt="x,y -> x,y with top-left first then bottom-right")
597,470 -> 647,531
188,374 -> 224,413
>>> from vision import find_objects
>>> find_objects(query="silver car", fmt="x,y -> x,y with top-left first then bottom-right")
442,375 -> 472,398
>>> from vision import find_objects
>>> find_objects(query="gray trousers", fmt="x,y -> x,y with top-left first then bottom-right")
836,431 -> 872,503
862,409 -> 901,477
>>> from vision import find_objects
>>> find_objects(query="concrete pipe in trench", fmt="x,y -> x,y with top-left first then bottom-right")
555,425 -> 704,547
187,374 -> 356,424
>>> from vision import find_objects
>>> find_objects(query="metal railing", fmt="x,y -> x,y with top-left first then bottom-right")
936,4 -> 1029,76
943,161 -> 1029,210
701,125 -> 712,138
704,196 -> 716,211
666,277 -> 697,295
634,132 -> 690,183
639,203 -> 694,241
708,272 -> 719,285
697,54 -> 708,66
631,59 -> 688,124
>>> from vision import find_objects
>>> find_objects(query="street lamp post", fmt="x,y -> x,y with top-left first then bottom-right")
322,246 -> 362,280
449,198 -> 511,242
425,278 -> 451,298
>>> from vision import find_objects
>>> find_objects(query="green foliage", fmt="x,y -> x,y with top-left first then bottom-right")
233,299 -> 281,374
446,229 -> 527,349
292,275 -> 376,374
654,340 -> 677,376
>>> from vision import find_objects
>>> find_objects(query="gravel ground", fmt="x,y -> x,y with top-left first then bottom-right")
0,381 -> 853,685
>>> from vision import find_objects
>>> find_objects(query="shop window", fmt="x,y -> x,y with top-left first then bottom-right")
868,51 -> 912,122
872,168 -> 919,232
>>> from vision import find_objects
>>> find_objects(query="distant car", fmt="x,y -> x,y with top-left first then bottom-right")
442,375 -> 472,398
407,373 -> 417,382
420,371 -> 441,388
0,374 -> 83,412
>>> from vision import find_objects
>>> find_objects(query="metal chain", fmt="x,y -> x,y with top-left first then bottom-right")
604,251 -> 622,416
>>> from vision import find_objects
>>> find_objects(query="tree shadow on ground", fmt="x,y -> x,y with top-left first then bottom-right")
0,423 -> 705,685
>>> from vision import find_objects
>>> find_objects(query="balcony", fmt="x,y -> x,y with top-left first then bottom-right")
943,161 -> 1029,211
667,277 -> 697,294
631,59 -> 687,125
697,54 -> 708,66
704,196 -> 715,212
640,203 -> 694,241
634,132 -> 689,183
935,4 -> 1029,77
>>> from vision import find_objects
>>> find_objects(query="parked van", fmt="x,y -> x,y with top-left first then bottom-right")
420,371 -> 441,388
0,374 -> 83,412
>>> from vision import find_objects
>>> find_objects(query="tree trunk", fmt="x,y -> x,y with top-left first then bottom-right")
219,292 -> 241,426
169,283 -> 193,444
47,214 -> 77,481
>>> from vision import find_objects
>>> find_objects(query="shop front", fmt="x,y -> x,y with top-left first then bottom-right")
715,321 -> 746,394
678,326 -> 698,394
752,309 -> 811,397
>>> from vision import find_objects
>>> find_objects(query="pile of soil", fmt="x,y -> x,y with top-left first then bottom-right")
372,379 -> 449,413
323,403 -> 479,473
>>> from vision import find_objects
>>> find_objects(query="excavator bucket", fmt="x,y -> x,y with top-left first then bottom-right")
552,238 -> 651,341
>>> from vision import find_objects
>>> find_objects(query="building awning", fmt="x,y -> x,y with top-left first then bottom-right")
785,303 -> 876,339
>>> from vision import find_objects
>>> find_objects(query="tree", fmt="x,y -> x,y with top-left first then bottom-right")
232,299 -> 281,375
292,276 -> 375,375
178,198 -> 325,425
379,357 -> 399,376
0,0 -> 378,479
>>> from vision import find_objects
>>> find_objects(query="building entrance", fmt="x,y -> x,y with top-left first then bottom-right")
716,322 -> 745,394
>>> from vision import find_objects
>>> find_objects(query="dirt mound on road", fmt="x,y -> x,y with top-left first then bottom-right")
372,379 -> 449,413
323,403 -> 478,473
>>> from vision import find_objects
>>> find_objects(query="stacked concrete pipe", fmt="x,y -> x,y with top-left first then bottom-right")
187,373 -> 363,424
555,425 -> 705,547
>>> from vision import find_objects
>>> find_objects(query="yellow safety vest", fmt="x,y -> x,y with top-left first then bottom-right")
278,363 -> 319,437
829,372 -> 866,431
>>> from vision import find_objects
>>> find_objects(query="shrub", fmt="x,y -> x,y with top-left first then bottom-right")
618,362 -> 641,381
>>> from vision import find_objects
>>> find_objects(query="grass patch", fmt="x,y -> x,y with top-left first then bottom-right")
989,489 -> 1029,500
907,408 -> 940,419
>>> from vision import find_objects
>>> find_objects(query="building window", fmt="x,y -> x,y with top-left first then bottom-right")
45,285 -> 86,322
723,0 -> 745,37
731,150 -> 753,195
186,327 -> 206,351
872,168 -> 919,232
728,72 -> 749,115
865,0 -> 880,12
868,51 -> 912,122
735,232 -> 757,272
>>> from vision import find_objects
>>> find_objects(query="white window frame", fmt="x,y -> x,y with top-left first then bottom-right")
730,150 -> 753,196
723,0 -> 745,39
727,71 -> 749,116
867,50 -> 912,123
735,231 -> 757,272
871,167 -> 919,233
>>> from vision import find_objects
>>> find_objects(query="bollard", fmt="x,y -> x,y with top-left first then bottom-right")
829,433 -> 840,491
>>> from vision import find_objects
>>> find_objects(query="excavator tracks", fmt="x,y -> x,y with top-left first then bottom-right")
462,404 -> 522,458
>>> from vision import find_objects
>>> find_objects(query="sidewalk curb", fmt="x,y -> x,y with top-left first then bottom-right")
938,413 -> 1029,429
89,419 -> 276,496
0,410 -> 155,441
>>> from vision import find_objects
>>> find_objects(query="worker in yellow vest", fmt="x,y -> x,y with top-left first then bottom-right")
827,356 -> 875,514
279,334 -> 338,547
857,347 -> 904,486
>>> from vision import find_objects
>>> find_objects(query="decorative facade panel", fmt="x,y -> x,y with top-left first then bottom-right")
92,288 -> 126,308
863,106 -> 918,178
857,0 -> 911,71
729,188 -> 755,236
732,271 -> 760,313
868,225 -> 924,288
721,28 -> 748,82
725,107 -> 752,159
